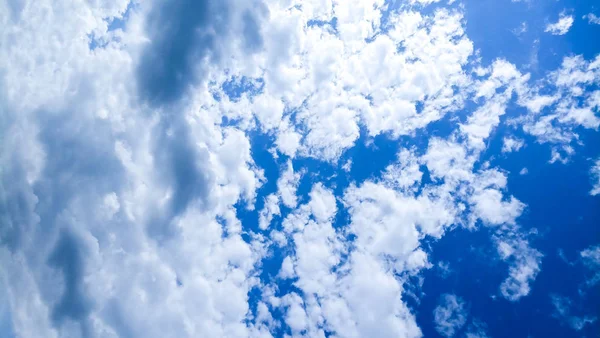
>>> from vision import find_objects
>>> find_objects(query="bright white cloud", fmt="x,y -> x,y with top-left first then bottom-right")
545,13 -> 574,35
258,194 -> 281,230
502,137 -> 525,153
382,148 -> 423,192
272,183 -> 425,337
514,54 -> 600,162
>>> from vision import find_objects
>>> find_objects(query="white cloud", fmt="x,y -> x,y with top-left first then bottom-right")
257,160 -> 302,230
470,188 -> 525,226
514,54 -> 600,162
464,319 -> 489,338
341,159 -> 353,172
437,261 -> 452,279
496,234 -> 542,301
590,158 -> 600,196
512,22 -> 528,36
272,182 -> 425,338
1,0 -> 595,336
382,148 -> 423,192
278,256 -> 296,280
545,13 -> 574,35
0,1 -> 273,337
278,160 -> 302,209
580,245 -> 600,286
549,146 -> 574,164
551,294 -> 597,330
258,194 -> 281,230
227,5 -> 475,161
433,294 -> 468,337
583,13 -> 600,25
502,137 -> 525,153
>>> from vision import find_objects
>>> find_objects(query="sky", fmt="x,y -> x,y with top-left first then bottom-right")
0,0 -> 599,337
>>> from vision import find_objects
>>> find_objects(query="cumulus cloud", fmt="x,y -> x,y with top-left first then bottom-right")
545,12 -> 574,35
0,0 -> 269,336
268,182 -> 425,337
433,294 -> 468,337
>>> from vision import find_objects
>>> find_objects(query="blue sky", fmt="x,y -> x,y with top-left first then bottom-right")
0,0 -> 599,337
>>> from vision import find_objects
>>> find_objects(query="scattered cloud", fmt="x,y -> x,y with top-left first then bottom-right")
551,294 -> 597,330
590,158 -> 600,196
0,0 -> 597,337
583,13 -> 600,25
580,245 -> 600,286
545,12 -> 574,35
502,137 -> 525,153
496,233 -> 543,301
512,22 -> 528,36
464,319 -> 490,338
433,294 -> 468,337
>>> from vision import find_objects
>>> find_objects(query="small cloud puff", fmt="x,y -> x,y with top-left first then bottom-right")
502,137 -> 525,153
590,158 -> 600,196
545,12 -> 574,35
580,245 -> 600,286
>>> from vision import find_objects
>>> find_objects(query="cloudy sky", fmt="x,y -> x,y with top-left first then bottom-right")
0,0 -> 599,337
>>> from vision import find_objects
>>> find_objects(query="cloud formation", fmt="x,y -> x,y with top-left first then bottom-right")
0,0 -> 598,337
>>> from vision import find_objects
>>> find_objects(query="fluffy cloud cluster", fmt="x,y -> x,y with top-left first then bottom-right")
0,0 -> 598,337
1,0 -> 270,336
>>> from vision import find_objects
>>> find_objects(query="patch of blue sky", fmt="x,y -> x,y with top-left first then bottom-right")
222,76 -> 265,102
307,16 -> 338,32
461,0 -> 600,76
107,1 -> 136,32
